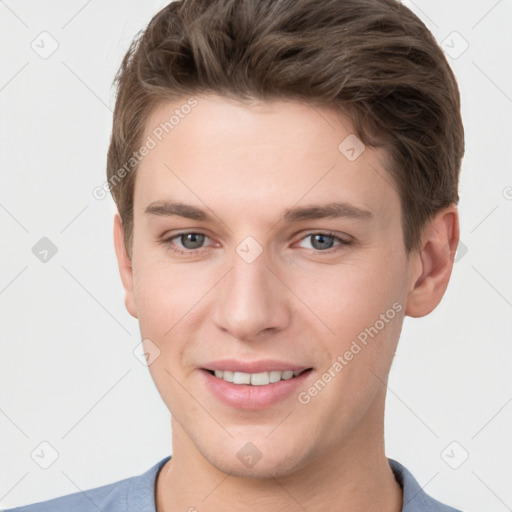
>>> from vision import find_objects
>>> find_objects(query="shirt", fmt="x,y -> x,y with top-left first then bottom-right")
4,457 -> 462,511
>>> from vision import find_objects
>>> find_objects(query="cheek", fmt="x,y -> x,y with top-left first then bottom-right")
131,254 -> 206,334
290,254 -> 406,340
132,259 -> 203,410
294,253 -> 408,407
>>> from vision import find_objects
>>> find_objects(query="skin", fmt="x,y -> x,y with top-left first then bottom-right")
113,94 -> 459,512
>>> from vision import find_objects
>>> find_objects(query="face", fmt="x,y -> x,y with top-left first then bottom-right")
118,94 -> 421,478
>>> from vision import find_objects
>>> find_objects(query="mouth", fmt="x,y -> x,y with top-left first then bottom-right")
199,366 -> 315,410
202,368 -> 313,385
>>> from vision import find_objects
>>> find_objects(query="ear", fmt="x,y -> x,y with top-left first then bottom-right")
405,205 -> 460,318
113,214 -> 138,318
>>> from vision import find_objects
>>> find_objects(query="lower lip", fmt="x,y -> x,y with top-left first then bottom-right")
200,369 -> 313,410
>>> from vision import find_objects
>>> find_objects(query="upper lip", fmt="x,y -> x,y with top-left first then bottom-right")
201,359 -> 312,374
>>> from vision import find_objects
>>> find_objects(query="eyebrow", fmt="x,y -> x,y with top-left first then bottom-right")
145,201 -> 212,220
144,200 -> 373,223
282,202 -> 372,222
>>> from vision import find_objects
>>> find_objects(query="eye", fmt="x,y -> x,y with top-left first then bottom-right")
177,233 -> 206,250
163,232 -> 212,253
161,231 -> 352,256
296,232 -> 351,252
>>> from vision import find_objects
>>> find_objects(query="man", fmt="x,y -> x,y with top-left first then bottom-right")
8,0 -> 464,510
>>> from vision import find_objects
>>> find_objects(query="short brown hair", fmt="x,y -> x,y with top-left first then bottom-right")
107,0 -> 464,255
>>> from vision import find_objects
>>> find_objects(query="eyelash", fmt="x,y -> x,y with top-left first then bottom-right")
161,231 -> 352,256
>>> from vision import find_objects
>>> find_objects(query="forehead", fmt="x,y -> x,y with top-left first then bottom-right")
143,95 -> 355,162
134,94 -> 399,225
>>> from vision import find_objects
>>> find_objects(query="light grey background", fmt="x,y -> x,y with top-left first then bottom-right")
1,1 -> 511,510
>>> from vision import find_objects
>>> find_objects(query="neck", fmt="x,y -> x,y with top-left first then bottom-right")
156,393 -> 402,512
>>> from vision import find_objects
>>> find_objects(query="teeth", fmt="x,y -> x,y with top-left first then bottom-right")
250,372 -> 269,385
223,370 -> 234,382
211,369 -> 305,385
269,370 -> 282,383
233,371 -> 251,384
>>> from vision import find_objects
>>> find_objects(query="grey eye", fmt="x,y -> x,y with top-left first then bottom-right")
309,234 -> 336,250
179,233 -> 206,249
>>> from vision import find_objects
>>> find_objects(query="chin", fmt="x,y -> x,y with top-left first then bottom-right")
201,435 -> 315,480
210,451 -> 306,480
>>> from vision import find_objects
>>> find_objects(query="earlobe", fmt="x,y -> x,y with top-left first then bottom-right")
113,214 -> 138,319
405,205 -> 460,318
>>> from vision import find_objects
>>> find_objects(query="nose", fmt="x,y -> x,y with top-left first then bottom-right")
212,245 -> 291,341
